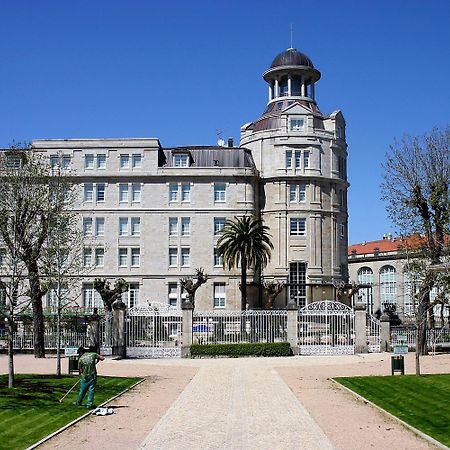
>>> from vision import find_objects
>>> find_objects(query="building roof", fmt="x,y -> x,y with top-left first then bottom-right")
159,146 -> 255,169
348,235 -> 428,256
270,48 -> 314,69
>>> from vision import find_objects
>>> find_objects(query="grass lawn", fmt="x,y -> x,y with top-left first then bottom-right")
0,374 -> 142,450
334,374 -> 450,447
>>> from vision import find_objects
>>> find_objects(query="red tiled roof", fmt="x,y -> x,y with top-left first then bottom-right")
348,235 -> 426,256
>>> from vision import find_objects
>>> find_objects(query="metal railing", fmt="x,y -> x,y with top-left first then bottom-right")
192,310 -> 288,345
391,327 -> 450,351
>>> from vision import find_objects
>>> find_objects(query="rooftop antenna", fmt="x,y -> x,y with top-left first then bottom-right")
216,129 -> 225,147
290,24 -> 293,49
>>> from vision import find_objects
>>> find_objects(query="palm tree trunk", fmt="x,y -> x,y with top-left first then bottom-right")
241,257 -> 247,311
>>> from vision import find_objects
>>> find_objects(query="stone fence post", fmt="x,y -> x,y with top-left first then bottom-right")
87,309 -> 100,353
181,300 -> 194,358
286,300 -> 298,354
354,301 -> 368,354
112,300 -> 127,359
380,313 -> 391,352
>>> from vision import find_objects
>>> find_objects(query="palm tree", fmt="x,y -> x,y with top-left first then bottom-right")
217,215 -> 273,310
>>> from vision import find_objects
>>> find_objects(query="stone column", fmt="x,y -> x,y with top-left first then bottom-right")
287,75 -> 292,96
87,309 -> 100,353
286,300 -> 298,354
354,301 -> 368,354
268,84 -> 273,101
274,79 -> 279,98
380,313 -> 391,352
112,300 -> 127,359
301,76 -> 306,97
181,300 -> 194,358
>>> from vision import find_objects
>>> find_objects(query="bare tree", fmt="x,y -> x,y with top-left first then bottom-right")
93,278 -> 129,312
381,126 -> 450,356
263,280 -> 285,309
0,214 -> 32,387
0,146 -> 70,357
41,154 -> 87,376
179,268 -> 208,308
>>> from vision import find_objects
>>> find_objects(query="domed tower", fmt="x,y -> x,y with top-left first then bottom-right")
241,48 -> 349,307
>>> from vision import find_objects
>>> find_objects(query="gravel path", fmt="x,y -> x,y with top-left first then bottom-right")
140,360 -> 333,450
1,353 -> 448,449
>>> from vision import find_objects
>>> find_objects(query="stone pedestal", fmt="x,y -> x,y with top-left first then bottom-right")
380,313 -> 391,352
87,310 -> 100,353
181,300 -> 194,358
354,301 -> 368,354
112,300 -> 127,358
286,300 -> 298,354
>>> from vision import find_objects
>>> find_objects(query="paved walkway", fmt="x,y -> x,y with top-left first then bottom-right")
139,359 -> 334,450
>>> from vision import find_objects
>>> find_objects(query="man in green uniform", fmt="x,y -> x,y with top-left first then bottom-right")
75,346 -> 105,409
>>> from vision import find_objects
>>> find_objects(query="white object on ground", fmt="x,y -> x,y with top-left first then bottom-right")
93,407 -> 114,416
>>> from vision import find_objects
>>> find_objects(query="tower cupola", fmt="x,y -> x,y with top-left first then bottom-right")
263,48 -> 321,103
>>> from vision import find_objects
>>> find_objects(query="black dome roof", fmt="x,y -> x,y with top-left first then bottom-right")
270,48 -> 314,69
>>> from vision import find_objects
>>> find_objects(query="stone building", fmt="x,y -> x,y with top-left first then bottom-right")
27,48 -> 349,311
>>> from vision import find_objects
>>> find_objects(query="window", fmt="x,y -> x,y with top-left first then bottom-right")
214,217 -> 226,235
83,248 -> 92,267
338,156 -> 346,179
303,151 -> 310,168
83,218 -> 93,236
214,183 -> 226,202
358,267 -> 373,313
82,283 -> 102,311
168,283 -> 178,308
214,248 -> 223,267
337,126 -> 345,139
6,155 -> 22,169
95,248 -> 104,267
169,248 -> 178,267
181,248 -> 190,267
286,150 -> 292,168
338,190 -> 345,208
404,271 -> 416,315
120,154 -> 130,169
131,217 -> 140,236
0,248 -> 6,267
97,154 -> 106,169
85,154 -> 94,169
380,266 -> 397,306
119,184 -> 128,203
95,218 -> 105,236
131,248 -> 140,267
96,184 -> 105,202
289,262 -> 307,307
290,118 -> 304,131
132,184 -> 141,202
339,223 -> 346,238
50,155 -> 71,172
122,283 -> 139,308
132,154 -> 142,169
169,217 -> 178,236
50,155 -> 59,170
119,217 -> 128,236
173,154 -> 189,167
289,184 -> 306,203
214,283 -> 226,308
181,217 -> 190,236
181,183 -> 190,202
295,150 -> 301,168
290,218 -> 306,236
118,248 -> 128,267
169,183 -> 178,202
84,184 -> 93,202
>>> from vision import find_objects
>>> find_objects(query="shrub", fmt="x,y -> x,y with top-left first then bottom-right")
190,342 -> 292,358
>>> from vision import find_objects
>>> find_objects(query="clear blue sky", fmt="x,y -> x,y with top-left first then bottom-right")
1,0 -> 449,244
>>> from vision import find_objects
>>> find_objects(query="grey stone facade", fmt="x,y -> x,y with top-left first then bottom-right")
29,48 -> 349,311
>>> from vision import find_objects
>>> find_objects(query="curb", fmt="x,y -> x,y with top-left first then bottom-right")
26,377 -> 145,450
330,378 -> 449,450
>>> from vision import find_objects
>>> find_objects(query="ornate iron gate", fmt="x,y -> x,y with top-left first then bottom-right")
298,301 -> 355,355
126,303 -> 182,358
366,313 -> 381,352
99,313 -> 113,356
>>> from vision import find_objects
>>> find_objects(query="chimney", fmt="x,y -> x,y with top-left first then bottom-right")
227,138 -> 234,147
374,247 -> 380,256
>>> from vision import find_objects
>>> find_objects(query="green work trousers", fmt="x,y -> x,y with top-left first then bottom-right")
76,374 -> 97,408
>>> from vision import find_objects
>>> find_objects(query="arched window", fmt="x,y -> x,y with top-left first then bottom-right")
357,267 -> 373,313
380,266 -> 397,306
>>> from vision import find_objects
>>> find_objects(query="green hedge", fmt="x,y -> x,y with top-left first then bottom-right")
190,342 -> 292,357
